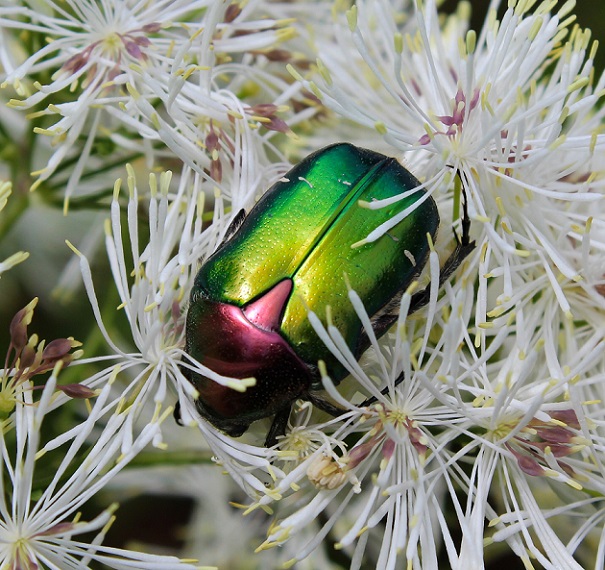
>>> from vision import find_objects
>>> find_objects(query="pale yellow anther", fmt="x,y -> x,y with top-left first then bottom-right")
394,33 -> 403,54
568,76 -> 589,93
528,17 -> 544,41
466,30 -> 476,55
346,6 -> 358,31
374,121 -> 387,135
316,58 -> 332,86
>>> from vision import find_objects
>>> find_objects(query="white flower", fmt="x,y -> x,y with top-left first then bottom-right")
450,326 -> 605,569
125,7 -> 323,211
293,0 -> 605,331
248,257 -> 605,568
247,256 -> 476,569
0,0 -> 300,206
66,167 -> 199,427
68,163 -> 285,495
0,364 -> 199,569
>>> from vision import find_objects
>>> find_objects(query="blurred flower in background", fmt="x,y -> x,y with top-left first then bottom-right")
0,1 -> 604,569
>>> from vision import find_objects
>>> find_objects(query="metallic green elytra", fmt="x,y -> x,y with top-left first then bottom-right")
183,143 -> 471,445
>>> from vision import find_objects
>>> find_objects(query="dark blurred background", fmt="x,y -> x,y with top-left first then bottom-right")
444,0 -> 605,75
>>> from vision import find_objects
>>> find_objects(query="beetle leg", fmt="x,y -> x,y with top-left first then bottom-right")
357,372 -> 405,407
307,373 -> 405,418
364,184 -> 475,343
270,375 -> 405,447
407,184 -> 475,315
173,401 -> 183,426
266,396 -> 350,447
265,406 -> 292,447
306,393 -> 348,417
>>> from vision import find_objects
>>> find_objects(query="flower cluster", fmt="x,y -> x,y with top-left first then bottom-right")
0,0 -> 313,209
0,0 -> 604,569
262,1 -> 605,568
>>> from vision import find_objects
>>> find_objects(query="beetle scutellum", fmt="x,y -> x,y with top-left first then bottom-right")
182,143 -> 474,446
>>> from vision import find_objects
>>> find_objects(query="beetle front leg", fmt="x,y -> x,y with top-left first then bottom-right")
309,374 -> 405,416
306,393 -> 348,417
265,406 -> 293,447
266,396 -> 347,447
271,378 -> 405,447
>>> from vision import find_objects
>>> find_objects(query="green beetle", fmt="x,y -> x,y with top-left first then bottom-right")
184,143 -> 473,445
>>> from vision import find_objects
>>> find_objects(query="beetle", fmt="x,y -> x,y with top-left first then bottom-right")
183,143 -> 474,446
